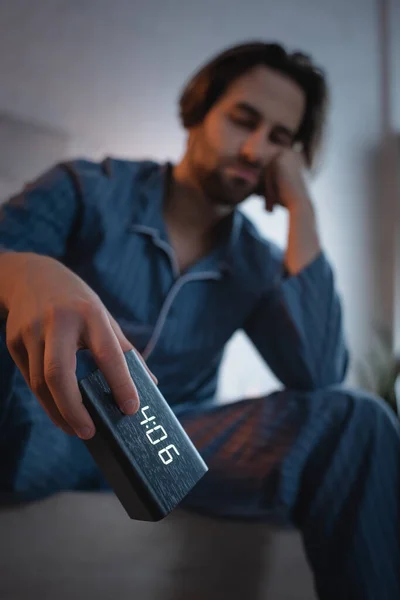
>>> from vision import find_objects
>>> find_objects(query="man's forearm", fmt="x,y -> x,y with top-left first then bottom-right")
284,199 -> 321,276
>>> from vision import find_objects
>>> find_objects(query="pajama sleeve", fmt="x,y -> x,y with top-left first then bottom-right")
243,248 -> 349,391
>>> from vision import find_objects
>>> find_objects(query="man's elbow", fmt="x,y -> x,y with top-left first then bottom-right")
310,346 -> 350,390
286,347 -> 350,392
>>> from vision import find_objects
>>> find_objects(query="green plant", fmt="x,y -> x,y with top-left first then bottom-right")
356,326 -> 400,416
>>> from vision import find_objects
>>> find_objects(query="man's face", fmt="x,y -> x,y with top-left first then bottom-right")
186,65 -> 306,207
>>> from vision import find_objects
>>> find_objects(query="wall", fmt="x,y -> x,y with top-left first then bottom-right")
0,0 -> 396,400
389,0 -> 400,352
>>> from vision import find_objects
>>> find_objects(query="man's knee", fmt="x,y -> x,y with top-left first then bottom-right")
313,385 -> 400,436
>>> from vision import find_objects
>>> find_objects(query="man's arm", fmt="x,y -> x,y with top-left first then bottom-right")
0,164 -> 81,318
284,191 -> 321,276
0,164 -> 80,260
0,159 -> 147,438
243,149 -> 349,390
243,247 -> 349,391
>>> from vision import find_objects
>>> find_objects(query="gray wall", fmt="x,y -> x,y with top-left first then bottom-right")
0,0 -> 398,398
389,0 -> 400,352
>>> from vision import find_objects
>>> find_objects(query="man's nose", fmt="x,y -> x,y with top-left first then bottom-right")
241,130 -> 279,165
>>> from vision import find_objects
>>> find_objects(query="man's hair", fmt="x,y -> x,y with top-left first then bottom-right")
179,41 -> 328,170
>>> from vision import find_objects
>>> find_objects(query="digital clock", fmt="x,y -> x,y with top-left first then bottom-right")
76,348 -> 208,521
138,405 -> 180,465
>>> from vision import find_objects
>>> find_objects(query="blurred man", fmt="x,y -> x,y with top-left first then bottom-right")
0,42 -> 399,599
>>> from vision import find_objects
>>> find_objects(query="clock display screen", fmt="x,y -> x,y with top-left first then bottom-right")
139,405 -> 180,465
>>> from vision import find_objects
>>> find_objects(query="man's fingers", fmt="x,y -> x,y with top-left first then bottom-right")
7,331 -> 76,436
107,312 -> 158,385
105,311 -> 134,354
44,324 -> 97,439
8,305 -> 146,439
6,334 -> 30,388
135,350 -> 158,385
84,309 -> 140,415
25,337 -> 75,436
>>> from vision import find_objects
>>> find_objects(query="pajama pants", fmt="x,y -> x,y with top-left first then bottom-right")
1,341 -> 400,599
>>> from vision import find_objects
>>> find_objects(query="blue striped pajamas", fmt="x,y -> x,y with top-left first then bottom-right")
1,158 -> 399,598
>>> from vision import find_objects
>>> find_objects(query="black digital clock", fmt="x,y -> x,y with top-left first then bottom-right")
76,348 -> 208,521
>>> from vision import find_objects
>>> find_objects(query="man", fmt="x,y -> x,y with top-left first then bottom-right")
0,41 -> 399,599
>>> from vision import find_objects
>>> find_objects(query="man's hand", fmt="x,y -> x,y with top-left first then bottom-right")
264,148 -> 311,214
3,252 -> 156,440
263,148 -> 321,275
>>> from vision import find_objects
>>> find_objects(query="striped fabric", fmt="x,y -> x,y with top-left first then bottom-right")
0,158 -> 348,404
1,158 -> 399,598
177,388 -> 400,599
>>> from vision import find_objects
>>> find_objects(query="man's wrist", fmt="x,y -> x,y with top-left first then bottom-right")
0,251 -> 35,316
288,195 -> 315,220
284,196 -> 321,275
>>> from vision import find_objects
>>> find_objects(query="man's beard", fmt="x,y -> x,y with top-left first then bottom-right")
193,164 -> 259,208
